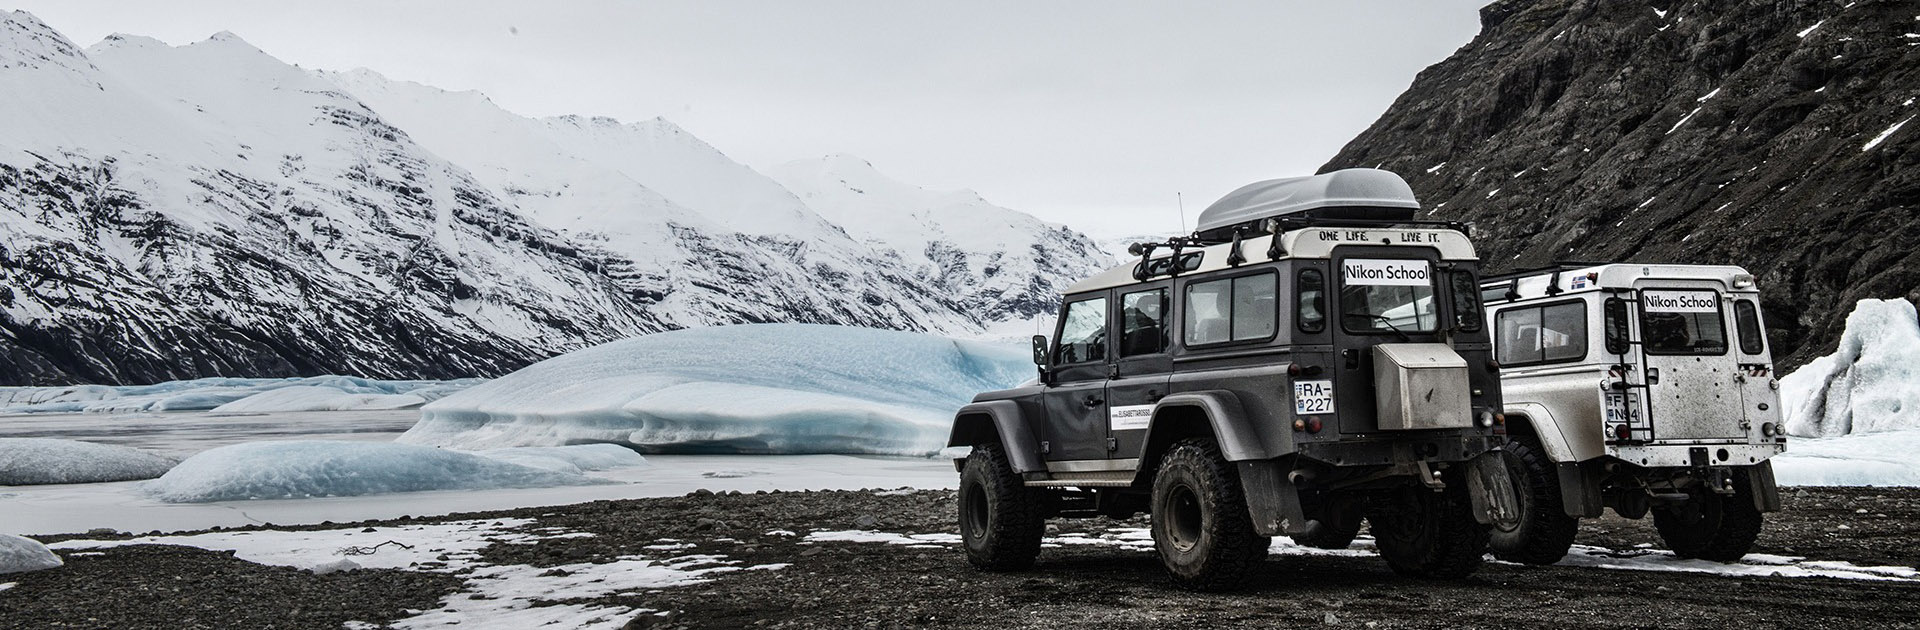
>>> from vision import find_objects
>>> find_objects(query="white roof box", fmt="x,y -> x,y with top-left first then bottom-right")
1195,168 -> 1420,238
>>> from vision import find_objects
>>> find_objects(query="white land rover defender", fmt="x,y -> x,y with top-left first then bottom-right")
1480,264 -> 1786,564
947,169 -> 1518,590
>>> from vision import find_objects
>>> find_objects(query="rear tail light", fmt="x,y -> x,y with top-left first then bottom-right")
1293,417 -> 1324,433
1613,424 -> 1631,441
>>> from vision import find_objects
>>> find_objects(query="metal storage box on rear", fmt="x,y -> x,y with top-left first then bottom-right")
1373,343 -> 1472,430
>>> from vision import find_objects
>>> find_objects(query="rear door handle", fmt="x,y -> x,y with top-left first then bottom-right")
1147,389 -> 1164,403
1083,396 -> 1104,408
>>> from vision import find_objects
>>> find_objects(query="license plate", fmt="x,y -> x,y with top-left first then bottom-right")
1294,380 -> 1335,414
1605,392 -> 1639,424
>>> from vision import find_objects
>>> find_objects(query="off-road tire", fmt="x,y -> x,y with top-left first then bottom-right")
958,442 -> 1044,570
1294,494 -> 1363,550
1150,438 -> 1269,591
1488,435 -> 1579,565
1369,478 -> 1490,580
1653,474 -> 1764,562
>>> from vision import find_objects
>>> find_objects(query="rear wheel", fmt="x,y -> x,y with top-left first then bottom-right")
1653,475 -> 1763,562
1150,438 -> 1268,591
1488,435 -> 1579,565
1369,476 -> 1490,580
958,442 -> 1044,570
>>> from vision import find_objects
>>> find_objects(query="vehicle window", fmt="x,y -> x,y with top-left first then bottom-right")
1120,289 -> 1168,356
1298,269 -> 1326,333
1541,302 -> 1587,361
1480,281 -> 1513,306
1231,274 -> 1276,341
1604,297 -> 1630,355
1496,301 -> 1588,366
1339,258 -> 1438,334
1640,290 -> 1727,355
1056,297 -> 1108,364
1735,299 -> 1765,356
1450,271 -> 1483,332
1184,272 -> 1276,346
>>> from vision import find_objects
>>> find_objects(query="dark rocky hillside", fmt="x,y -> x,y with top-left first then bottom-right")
1323,0 -> 1919,368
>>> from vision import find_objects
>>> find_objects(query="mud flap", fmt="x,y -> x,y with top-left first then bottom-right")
1237,460 -> 1309,536
1745,460 -> 1782,513
1557,461 -> 1604,518
1463,452 -> 1519,527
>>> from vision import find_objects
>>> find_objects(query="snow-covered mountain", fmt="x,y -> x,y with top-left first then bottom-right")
770,155 -> 1109,320
0,11 -> 1107,385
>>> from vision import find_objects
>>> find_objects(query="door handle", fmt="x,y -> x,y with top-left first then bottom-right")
1083,396 -> 1104,408
1147,389 -> 1164,403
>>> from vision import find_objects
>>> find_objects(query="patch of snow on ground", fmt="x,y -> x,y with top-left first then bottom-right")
142,441 -> 611,503
403,324 -> 1030,456
53,519 -> 777,630
0,533 -> 62,575
0,438 -> 177,485
1553,545 -> 1919,581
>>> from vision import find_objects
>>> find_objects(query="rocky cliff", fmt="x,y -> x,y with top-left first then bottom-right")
1323,0 -> 1918,368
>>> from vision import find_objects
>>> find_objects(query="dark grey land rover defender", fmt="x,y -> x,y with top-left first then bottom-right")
948,168 -> 1517,590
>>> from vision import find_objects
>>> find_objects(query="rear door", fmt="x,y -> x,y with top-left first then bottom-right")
1330,249 -> 1444,434
1635,286 -> 1744,440
1107,283 -> 1173,459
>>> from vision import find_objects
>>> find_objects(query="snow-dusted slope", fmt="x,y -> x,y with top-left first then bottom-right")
771,155 -> 1111,320
0,11 -> 664,385
0,12 -> 1105,385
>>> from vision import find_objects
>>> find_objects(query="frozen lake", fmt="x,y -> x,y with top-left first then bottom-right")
0,409 -> 958,535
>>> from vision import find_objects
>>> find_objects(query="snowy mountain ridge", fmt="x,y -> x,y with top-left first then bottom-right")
0,11 -> 1107,385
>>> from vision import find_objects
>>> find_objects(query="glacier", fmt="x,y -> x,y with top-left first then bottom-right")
0,438 -> 178,485
401,324 -> 1033,456
142,441 -> 621,503
0,533 -> 61,575
0,376 -> 480,414
1780,299 -> 1920,437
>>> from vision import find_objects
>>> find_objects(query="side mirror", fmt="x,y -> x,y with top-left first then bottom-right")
1031,335 -> 1050,367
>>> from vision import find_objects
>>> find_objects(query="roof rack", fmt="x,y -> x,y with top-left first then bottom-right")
1185,215 -> 1471,245
1480,260 -> 1618,284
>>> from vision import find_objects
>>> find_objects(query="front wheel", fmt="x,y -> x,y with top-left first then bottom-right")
1488,435 -> 1579,565
1150,438 -> 1268,591
958,442 -> 1044,570
1369,476 -> 1490,580
1653,475 -> 1763,562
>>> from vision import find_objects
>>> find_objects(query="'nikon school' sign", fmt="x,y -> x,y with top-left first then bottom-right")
1342,259 -> 1431,286
1641,290 -> 1719,313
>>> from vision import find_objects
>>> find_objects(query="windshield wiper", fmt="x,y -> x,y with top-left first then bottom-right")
1344,313 -> 1413,342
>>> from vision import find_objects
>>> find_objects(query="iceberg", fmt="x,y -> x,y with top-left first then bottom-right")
0,533 -> 61,575
1772,428 -> 1920,486
142,441 -> 613,503
402,324 -> 1032,456
0,438 -> 178,485
475,445 -> 650,474
1781,300 -> 1920,437
0,376 -> 481,415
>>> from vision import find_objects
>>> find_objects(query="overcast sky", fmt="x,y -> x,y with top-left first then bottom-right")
7,1 -> 1486,238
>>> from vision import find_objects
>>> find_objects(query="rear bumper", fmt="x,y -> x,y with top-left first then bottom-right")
1295,434 -> 1498,467
1607,442 -> 1785,468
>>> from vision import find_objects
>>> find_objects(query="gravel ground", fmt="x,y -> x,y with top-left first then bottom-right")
5,486 -> 1919,629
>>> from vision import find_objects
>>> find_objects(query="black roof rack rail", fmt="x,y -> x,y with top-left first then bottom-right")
1481,260 -> 1623,285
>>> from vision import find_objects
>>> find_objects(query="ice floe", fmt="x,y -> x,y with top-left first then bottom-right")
141,441 -> 615,503
0,438 -> 177,485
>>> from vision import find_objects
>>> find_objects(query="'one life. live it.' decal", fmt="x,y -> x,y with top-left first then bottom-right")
1109,404 -> 1154,431
1641,290 -> 1719,313
1342,259 -> 1431,287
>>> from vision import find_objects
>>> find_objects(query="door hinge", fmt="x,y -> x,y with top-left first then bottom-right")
1107,437 -> 1119,451
1039,441 -> 1051,454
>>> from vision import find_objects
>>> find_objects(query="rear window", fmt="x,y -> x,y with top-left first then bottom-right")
1496,301 -> 1587,366
1640,290 -> 1727,355
1735,299 -> 1766,356
1339,258 -> 1438,334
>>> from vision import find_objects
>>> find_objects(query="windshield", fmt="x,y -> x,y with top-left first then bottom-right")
1339,258 -> 1438,334
1640,290 -> 1727,355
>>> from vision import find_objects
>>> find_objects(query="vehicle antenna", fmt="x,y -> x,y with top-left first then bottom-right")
1176,192 -> 1187,234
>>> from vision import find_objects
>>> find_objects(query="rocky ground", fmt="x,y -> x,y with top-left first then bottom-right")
5,486 -> 1920,629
